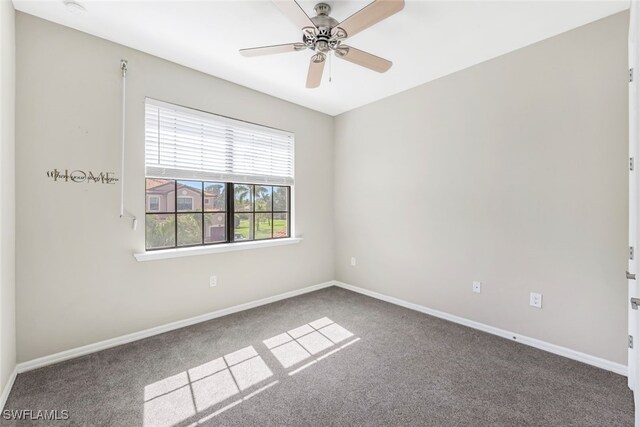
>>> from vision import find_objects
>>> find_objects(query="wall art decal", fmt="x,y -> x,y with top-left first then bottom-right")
46,169 -> 119,184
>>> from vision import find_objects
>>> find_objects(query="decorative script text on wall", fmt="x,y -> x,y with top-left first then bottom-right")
46,169 -> 119,184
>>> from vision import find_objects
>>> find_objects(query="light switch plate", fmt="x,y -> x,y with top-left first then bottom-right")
530,292 -> 542,308
472,281 -> 481,293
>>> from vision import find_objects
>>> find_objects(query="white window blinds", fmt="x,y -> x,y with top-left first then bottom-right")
145,98 -> 295,185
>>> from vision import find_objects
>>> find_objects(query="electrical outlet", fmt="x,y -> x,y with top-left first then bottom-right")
350,257 -> 357,267
472,281 -> 481,293
529,292 -> 542,308
209,275 -> 217,288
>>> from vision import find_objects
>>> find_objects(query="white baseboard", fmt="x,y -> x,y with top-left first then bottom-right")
333,281 -> 627,376
0,367 -> 17,411
14,279 -> 627,380
17,281 -> 335,374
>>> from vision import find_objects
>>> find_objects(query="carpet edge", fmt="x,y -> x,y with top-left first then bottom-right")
16,281 -> 335,374
333,280 -> 628,377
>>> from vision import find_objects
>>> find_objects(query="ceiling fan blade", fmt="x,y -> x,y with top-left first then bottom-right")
332,0 -> 404,39
306,53 -> 326,88
273,1 -> 316,31
240,43 -> 307,57
335,46 -> 392,73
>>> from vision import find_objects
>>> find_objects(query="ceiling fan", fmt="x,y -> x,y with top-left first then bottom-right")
239,0 -> 405,88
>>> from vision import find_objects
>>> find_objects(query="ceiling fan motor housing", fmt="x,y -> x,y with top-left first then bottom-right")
304,3 -> 341,53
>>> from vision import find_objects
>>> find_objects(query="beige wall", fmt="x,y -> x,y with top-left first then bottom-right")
15,13 -> 334,362
0,0 -> 16,394
334,12 -> 629,364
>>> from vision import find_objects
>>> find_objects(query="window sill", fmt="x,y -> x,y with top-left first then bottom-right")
134,237 -> 303,262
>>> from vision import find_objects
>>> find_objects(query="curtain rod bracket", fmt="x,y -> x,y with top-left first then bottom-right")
120,59 -> 128,78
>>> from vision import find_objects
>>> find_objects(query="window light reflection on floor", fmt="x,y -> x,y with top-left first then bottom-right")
264,317 -> 355,370
142,318 -> 358,427
143,345 -> 272,427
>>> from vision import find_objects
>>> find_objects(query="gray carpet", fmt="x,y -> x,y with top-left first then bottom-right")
2,286 -> 633,426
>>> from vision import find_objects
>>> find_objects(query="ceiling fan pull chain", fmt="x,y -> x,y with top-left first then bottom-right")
329,52 -> 332,83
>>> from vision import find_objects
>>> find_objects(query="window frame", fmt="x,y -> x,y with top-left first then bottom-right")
230,184 -> 291,243
145,179 -> 291,251
143,99 -> 295,254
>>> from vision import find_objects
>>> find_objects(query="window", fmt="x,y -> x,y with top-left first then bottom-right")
145,180 -> 290,250
148,195 -> 160,212
177,197 -> 193,211
144,99 -> 294,251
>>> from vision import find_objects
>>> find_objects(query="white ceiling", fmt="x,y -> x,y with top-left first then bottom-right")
13,0 -> 629,116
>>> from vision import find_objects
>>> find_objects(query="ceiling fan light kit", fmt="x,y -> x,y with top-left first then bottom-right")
240,0 -> 405,88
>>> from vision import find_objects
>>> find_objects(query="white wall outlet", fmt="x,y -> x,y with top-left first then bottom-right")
529,292 -> 542,308
209,275 -> 217,288
472,281 -> 481,293
350,257 -> 357,267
